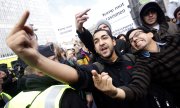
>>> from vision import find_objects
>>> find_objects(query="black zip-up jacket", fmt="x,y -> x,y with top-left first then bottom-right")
70,54 -> 141,108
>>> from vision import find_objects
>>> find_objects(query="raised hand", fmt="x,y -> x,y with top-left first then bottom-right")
75,9 -> 90,33
91,70 -> 118,98
6,11 -> 39,66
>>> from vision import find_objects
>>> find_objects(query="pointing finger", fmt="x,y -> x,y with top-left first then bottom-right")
16,11 -> 30,28
78,9 -> 91,17
9,11 -> 30,36
101,72 -> 108,76
91,70 -> 99,78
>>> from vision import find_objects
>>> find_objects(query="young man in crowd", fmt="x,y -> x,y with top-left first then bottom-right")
139,2 -> 178,41
174,6 -> 180,32
0,69 -> 12,108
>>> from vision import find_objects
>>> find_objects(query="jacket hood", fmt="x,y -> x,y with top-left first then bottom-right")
139,2 -> 167,28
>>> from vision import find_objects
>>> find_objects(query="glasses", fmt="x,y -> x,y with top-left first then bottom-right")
129,31 -> 144,43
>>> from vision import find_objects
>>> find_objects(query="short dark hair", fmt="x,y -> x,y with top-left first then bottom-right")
93,29 -> 113,39
117,34 -> 126,39
126,27 -> 152,42
174,6 -> 180,18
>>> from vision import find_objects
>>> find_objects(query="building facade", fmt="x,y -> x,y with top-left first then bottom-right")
0,0 -> 57,59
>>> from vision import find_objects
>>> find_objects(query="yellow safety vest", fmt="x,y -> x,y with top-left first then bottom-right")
0,92 -> 12,103
4,85 -> 72,108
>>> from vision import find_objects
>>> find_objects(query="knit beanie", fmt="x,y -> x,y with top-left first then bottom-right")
95,19 -> 112,31
38,44 -> 55,57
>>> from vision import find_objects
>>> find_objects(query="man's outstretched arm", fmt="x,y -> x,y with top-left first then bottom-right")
75,9 -> 96,54
6,11 -> 79,84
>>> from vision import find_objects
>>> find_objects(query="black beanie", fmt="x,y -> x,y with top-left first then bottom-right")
38,44 -> 55,57
174,6 -> 180,18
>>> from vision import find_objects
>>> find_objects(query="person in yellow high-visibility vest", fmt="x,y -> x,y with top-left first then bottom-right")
0,69 -> 12,107
0,92 -> 12,103
4,84 -> 78,108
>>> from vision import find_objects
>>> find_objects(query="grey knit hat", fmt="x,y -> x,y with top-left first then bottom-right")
95,19 -> 112,30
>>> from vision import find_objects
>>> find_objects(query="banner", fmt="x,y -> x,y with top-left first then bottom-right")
100,0 -> 136,36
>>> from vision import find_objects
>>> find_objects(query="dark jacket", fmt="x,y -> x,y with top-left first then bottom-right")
121,34 -> 180,107
1,68 -> 18,97
70,53 -> 143,108
139,2 -> 178,42
25,75 -> 60,91
176,22 -> 180,33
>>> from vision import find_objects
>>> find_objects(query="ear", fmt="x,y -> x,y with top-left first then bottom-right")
112,39 -> 116,46
148,32 -> 154,38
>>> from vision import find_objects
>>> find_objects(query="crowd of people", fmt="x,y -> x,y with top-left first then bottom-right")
1,1 -> 180,108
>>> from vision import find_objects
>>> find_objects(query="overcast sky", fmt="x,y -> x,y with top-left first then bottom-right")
47,0 -> 97,27
47,0 -> 121,28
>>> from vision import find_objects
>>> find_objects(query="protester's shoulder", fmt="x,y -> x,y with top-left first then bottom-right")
163,33 -> 180,44
78,63 -> 97,72
116,39 -> 126,43
167,21 -> 177,28
115,39 -> 127,48
133,52 -> 152,64
121,53 -> 136,64
167,21 -> 179,33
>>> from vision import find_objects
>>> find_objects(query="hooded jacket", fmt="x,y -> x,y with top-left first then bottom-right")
139,2 -> 178,42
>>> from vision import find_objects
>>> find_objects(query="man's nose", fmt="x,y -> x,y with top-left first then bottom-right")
132,36 -> 138,42
148,12 -> 154,16
99,39 -> 104,45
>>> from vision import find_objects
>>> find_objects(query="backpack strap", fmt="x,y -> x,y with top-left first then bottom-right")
122,53 -> 136,64
93,62 -> 104,73
93,53 -> 135,73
